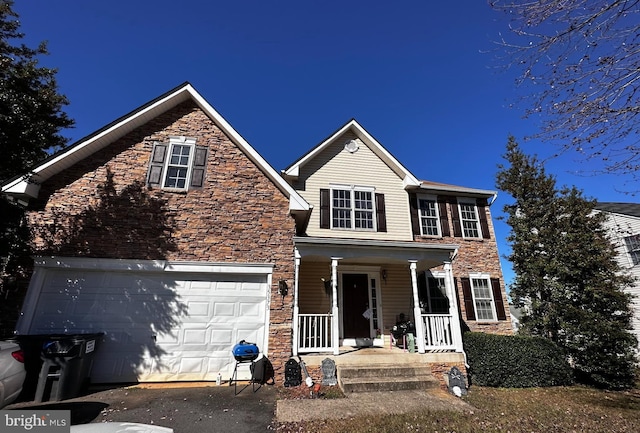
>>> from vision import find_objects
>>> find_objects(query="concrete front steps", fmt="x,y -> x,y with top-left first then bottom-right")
338,363 -> 439,393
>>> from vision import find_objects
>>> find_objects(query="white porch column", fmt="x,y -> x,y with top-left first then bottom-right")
444,261 -> 464,352
331,257 -> 341,355
292,249 -> 301,356
409,261 -> 426,354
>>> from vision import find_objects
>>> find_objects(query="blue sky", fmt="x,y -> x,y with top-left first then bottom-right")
14,1 -> 633,288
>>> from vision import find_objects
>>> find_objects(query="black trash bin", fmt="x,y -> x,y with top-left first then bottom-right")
17,333 -> 104,402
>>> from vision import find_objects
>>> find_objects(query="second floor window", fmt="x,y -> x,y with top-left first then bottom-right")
418,196 -> 440,236
624,234 -> 640,266
332,187 -> 375,230
320,187 -> 386,232
147,136 -> 208,191
459,201 -> 480,238
164,144 -> 192,189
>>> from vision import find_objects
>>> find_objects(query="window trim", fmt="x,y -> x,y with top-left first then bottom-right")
161,136 -> 196,191
329,184 -> 377,231
468,273 -> 497,322
457,199 -> 481,239
417,194 -> 442,237
624,234 -> 640,266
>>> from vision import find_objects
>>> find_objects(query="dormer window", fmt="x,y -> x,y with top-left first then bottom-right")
147,136 -> 208,191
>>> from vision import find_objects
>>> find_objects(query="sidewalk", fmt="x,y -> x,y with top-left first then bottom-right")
275,389 -> 473,423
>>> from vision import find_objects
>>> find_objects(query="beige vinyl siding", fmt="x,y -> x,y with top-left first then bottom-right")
600,211 -> 640,348
295,134 -> 413,240
298,262 -> 423,336
379,265 -> 416,334
298,260 -> 333,314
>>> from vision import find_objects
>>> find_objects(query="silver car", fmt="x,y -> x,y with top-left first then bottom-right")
71,423 -> 173,433
0,340 -> 26,408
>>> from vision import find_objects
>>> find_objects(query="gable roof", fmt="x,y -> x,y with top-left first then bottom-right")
595,202 -> 640,218
282,119 -> 422,188
1,82 -> 310,212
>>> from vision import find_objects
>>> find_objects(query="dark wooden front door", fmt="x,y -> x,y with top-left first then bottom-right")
342,273 -> 370,338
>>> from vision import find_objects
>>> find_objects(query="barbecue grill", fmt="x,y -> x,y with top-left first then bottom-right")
230,340 -> 260,394
232,340 -> 259,362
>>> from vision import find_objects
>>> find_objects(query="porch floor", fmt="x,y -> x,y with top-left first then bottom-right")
299,345 -> 464,367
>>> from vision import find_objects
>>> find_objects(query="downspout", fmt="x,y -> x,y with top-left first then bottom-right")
488,192 -> 498,207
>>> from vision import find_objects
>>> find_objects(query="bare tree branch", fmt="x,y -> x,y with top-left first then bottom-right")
490,1 -> 640,185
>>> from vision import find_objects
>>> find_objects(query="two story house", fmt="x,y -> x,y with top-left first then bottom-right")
1,83 -> 510,385
281,120 -> 511,381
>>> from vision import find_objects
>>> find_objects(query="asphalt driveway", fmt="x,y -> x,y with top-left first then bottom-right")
6,382 -> 278,433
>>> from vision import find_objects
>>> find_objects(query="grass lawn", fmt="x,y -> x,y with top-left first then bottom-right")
273,385 -> 640,432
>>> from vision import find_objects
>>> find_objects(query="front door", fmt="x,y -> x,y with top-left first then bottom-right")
342,273 -> 370,338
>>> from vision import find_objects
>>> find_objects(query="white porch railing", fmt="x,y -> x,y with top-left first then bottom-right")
422,314 -> 455,350
298,314 -> 333,353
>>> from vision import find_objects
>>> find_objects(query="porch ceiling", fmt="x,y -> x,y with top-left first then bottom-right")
293,236 -> 458,268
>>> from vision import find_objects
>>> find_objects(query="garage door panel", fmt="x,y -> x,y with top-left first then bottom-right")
211,328 -> 233,345
239,301 -> 264,318
212,301 -> 235,317
186,301 -> 210,317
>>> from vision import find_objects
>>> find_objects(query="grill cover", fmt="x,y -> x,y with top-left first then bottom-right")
232,340 -> 259,361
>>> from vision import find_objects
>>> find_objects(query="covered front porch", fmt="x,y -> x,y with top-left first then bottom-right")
292,237 -> 465,357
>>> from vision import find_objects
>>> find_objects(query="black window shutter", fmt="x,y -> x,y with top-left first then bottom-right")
320,189 -> 330,229
375,193 -> 387,232
436,196 -> 450,237
409,193 -> 420,236
461,277 -> 476,320
190,146 -> 208,188
449,197 -> 463,237
147,143 -> 167,186
477,198 -> 491,239
491,278 -> 507,321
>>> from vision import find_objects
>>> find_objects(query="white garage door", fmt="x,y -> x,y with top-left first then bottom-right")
18,258 -> 272,383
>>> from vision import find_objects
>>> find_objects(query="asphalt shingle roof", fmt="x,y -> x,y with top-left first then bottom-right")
595,202 -> 640,218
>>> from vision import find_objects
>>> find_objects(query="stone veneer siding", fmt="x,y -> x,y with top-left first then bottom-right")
414,200 -> 513,335
27,101 -> 297,383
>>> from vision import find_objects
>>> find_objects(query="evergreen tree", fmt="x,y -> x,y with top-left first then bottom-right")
0,0 -> 73,336
496,136 -> 638,389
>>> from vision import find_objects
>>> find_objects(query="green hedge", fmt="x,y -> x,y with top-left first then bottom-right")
463,332 -> 574,388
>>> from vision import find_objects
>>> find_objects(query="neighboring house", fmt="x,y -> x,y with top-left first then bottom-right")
1,83 -> 511,385
509,305 -> 522,333
593,202 -> 640,349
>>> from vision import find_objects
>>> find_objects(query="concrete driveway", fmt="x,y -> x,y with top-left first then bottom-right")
6,382 -> 277,433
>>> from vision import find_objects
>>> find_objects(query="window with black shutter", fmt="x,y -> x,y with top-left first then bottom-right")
321,186 -> 385,232
147,137 -> 207,191
461,275 -> 507,322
